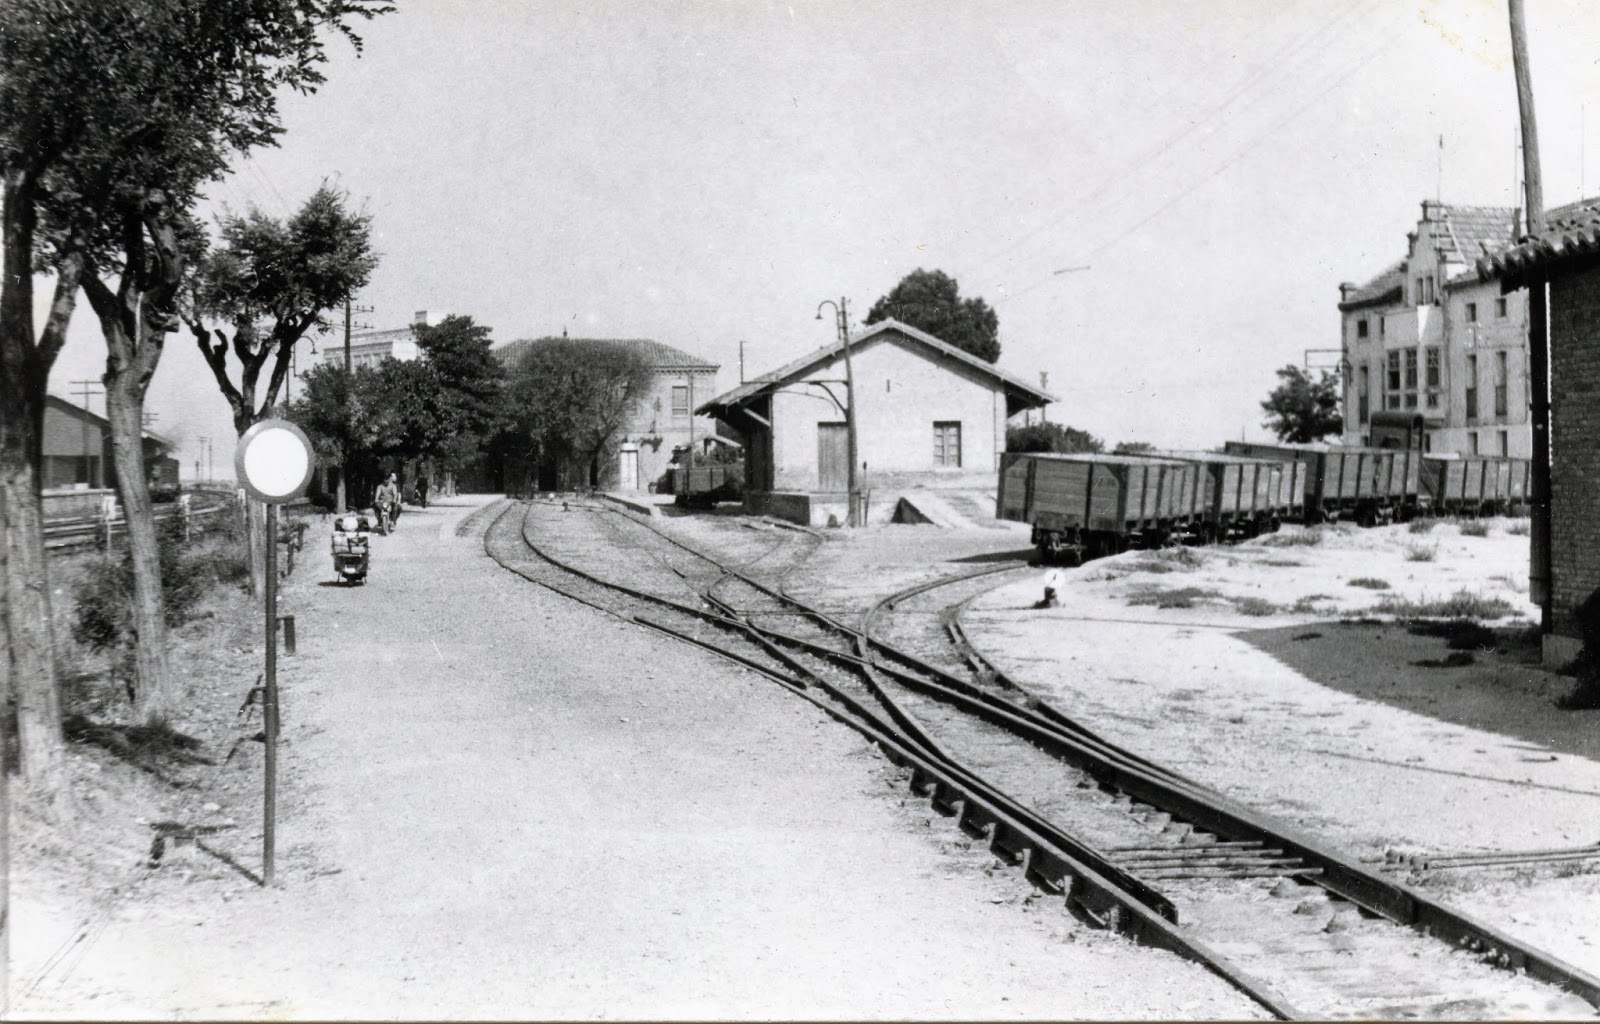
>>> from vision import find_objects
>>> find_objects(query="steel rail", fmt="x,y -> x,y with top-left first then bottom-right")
484,501 -> 1300,1018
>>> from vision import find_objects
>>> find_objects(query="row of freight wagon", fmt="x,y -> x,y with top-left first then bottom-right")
997,442 -> 1530,564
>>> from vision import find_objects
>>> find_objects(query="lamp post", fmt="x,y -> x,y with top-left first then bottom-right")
815,297 -> 859,526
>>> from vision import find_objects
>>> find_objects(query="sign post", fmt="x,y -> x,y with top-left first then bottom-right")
233,419 -> 315,886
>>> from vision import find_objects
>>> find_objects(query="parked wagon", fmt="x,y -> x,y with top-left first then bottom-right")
997,452 -> 1196,563
1421,455 -> 1530,516
1222,440 -> 1420,525
1155,450 -> 1301,541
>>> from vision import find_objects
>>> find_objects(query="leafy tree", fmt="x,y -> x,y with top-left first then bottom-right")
1,0 -> 390,773
865,268 -> 1001,363
1261,365 -> 1343,443
502,339 -> 654,491
1007,422 -> 1104,454
412,315 -> 505,469
1113,441 -> 1157,455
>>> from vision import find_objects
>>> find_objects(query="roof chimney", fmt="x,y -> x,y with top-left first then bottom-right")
1338,282 -> 1355,300
413,310 -> 428,326
1421,199 -> 1445,222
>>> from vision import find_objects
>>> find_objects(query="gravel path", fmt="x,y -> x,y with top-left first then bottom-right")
20,497 -> 1258,1020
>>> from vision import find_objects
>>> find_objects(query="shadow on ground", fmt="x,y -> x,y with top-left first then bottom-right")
1237,620 -> 1600,762
947,548 -> 1038,566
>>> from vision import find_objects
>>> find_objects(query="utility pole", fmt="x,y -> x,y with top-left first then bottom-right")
1039,372 -> 1050,424
70,380 -> 103,487
739,340 -> 745,384
1509,0 -> 1552,633
817,297 -> 860,526
686,370 -> 695,494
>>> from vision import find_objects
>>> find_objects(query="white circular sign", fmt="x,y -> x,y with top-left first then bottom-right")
235,419 -> 315,504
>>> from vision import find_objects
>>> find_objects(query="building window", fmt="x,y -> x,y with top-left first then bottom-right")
1356,318 -> 1369,339
1495,297 -> 1508,318
1404,348 -> 1418,389
1465,354 -> 1479,420
1466,301 -> 1478,322
1425,347 -> 1439,388
1379,316 -> 1386,339
1494,350 -> 1508,418
933,421 -> 962,468
1387,350 -> 1401,392
1415,277 -> 1424,305
1498,430 -> 1509,456
1357,366 -> 1369,424
1426,274 -> 1437,304
1470,432 -> 1480,455
671,385 -> 689,416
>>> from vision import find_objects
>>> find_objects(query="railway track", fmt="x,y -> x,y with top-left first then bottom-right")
485,498 -> 1599,1019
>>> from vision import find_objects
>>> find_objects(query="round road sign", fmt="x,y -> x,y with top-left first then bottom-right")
234,419 -> 315,504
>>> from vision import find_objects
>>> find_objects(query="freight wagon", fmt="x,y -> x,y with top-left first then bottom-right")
1421,455 -> 1530,516
1222,440 -> 1420,525
998,452 -> 1196,563
1155,450 -> 1302,541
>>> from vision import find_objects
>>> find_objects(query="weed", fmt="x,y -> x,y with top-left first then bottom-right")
1127,585 -> 1221,609
1291,594 -> 1334,614
1348,577 -> 1391,590
1404,543 -> 1437,563
1260,527 -> 1325,548
1408,518 -> 1438,535
1377,590 -> 1518,620
1459,520 -> 1491,538
1261,558 -> 1307,568
1507,519 -> 1531,536
1234,596 -> 1278,617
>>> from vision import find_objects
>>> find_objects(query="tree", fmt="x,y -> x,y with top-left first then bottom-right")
1007,422 -> 1103,454
183,185 -> 377,594
1261,365 -> 1343,443
412,315 -> 506,472
1,0 -> 390,750
502,339 -> 654,491
865,268 -> 1001,363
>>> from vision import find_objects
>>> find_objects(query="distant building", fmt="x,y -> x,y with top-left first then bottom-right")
1338,201 -> 1529,458
41,393 -> 179,508
494,337 -> 721,491
303,309 -> 429,374
697,319 -> 1054,526
1478,199 -> 1600,660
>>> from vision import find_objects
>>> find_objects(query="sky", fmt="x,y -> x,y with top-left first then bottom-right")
39,0 -> 1600,478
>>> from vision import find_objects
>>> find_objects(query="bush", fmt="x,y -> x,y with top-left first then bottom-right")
1408,518 -> 1438,535
1508,519 -> 1531,536
1459,519 -> 1491,537
1235,596 -> 1278,616
1349,577 -> 1391,590
1127,585 -> 1219,609
1405,543 -> 1437,562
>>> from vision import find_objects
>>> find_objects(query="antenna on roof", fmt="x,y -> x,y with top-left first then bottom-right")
1436,133 -> 1444,203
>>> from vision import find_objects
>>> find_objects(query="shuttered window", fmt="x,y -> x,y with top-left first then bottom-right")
933,421 -> 962,468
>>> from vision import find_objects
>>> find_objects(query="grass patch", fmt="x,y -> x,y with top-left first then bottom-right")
1557,676 -> 1600,710
1507,519 -> 1531,536
1291,594 -> 1334,614
1261,557 -> 1306,567
1128,546 -> 1206,574
1348,577 -> 1391,590
1378,590 -> 1518,620
1234,596 -> 1278,617
1404,543 -> 1438,562
1259,526 -> 1325,548
1127,585 -> 1221,609
1458,519 -> 1492,538
1408,518 -> 1438,535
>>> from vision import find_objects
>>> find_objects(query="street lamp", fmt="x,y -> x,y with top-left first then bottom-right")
816,297 -> 860,527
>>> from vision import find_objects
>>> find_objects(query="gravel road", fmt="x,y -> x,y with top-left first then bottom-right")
20,497 -> 1259,1020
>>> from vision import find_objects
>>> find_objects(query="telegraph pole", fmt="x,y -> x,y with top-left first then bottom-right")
70,380 -> 103,487
816,297 -> 860,526
1509,0 -> 1552,632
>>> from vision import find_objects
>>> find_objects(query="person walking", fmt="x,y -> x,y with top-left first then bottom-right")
417,473 -> 429,509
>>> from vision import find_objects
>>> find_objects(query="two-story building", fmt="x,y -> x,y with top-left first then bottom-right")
494,336 -> 721,491
1338,201 -> 1530,458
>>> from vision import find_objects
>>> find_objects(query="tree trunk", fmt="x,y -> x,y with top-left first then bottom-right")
104,370 -> 174,725
0,166 -> 66,796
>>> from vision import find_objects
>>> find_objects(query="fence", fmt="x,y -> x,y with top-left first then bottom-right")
44,493 -> 229,555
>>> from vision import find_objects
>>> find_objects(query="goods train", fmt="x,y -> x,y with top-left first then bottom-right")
999,413 -> 1530,564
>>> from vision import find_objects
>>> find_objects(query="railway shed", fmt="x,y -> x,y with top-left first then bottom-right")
699,319 -> 1054,527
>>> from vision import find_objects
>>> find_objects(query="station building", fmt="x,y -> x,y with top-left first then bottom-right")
697,319 -> 1054,526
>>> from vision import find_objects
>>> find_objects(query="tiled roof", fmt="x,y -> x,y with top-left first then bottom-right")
493,337 -> 717,371
1339,260 -> 1405,310
1477,199 -> 1600,286
696,318 -> 1055,414
1435,204 -> 1520,260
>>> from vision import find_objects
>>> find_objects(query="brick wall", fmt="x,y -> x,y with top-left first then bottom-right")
1547,265 -> 1600,638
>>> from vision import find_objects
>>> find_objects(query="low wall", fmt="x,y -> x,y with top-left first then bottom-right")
43,487 -> 116,519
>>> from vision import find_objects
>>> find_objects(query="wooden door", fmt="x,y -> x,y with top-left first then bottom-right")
618,448 -> 639,491
817,422 -> 848,492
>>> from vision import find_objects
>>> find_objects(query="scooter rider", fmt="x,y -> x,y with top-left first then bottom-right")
374,473 -> 401,532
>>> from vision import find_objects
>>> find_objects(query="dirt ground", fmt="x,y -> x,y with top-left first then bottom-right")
11,497 -> 1261,1021
963,517 -> 1600,977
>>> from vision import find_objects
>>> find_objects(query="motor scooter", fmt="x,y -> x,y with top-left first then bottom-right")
331,513 -> 372,584
373,497 -> 400,535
